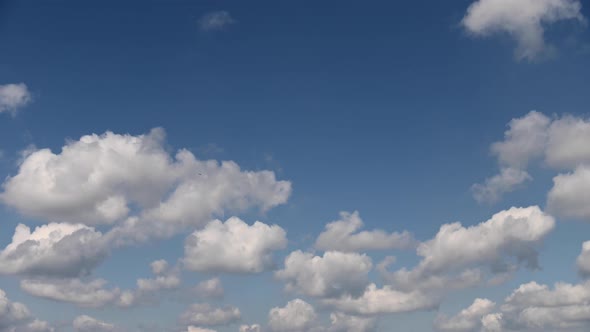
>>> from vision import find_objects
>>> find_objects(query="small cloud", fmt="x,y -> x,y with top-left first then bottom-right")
461,0 -> 586,61
198,11 -> 236,31
0,83 -> 31,115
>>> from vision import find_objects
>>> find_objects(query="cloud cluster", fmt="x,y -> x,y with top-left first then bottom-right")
462,0 -> 585,60
1,129 -> 290,238
0,288 -> 53,332
474,112 -> 590,222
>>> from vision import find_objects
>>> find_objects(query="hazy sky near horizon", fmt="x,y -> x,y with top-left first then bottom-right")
1,0 -> 590,331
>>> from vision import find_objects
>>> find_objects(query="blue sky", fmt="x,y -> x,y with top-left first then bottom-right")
1,1 -> 590,331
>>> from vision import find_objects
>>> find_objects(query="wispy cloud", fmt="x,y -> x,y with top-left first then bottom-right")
198,11 -> 236,31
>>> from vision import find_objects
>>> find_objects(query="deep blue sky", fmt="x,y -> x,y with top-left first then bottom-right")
1,1 -> 590,331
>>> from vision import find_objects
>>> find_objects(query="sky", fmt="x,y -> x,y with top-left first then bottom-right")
1,0 -> 590,331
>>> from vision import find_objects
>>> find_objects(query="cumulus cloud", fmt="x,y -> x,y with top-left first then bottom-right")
322,283 -> 437,316
577,241 -> 590,277
326,312 -> 376,332
0,83 -> 31,114
0,288 -> 52,332
238,325 -> 261,332
547,165 -> 590,220
0,223 -> 107,278
183,217 -> 287,274
382,206 -> 554,293
72,315 -> 116,332
0,128 -> 290,241
180,303 -> 240,327
268,299 -> 317,332
434,298 -> 496,332
198,11 -> 235,31
118,260 -> 182,307
314,211 -> 415,252
462,0 -> 585,60
186,327 -> 216,332
276,250 -> 372,298
193,278 -> 224,299
472,167 -> 532,204
475,112 -> 590,217
19,278 -> 122,308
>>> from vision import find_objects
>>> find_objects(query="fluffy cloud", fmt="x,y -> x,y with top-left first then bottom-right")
471,167 -> 531,204
326,312 -> 376,332
238,325 -> 261,332
577,241 -> 590,277
462,0 -> 585,60
0,289 -> 31,330
434,298 -> 496,332
118,260 -> 182,307
1,129 -> 290,242
183,217 -> 286,274
276,250 -> 372,298
268,299 -> 317,332
0,223 -> 107,278
0,289 -> 52,332
547,165 -> 590,220
475,112 -> 590,218
314,211 -> 414,252
0,83 -> 31,114
383,206 -> 554,293
322,283 -> 437,316
186,327 -> 216,332
19,278 -> 122,308
180,303 -> 241,327
72,315 -> 116,332
193,278 -> 224,299
198,11 -> 235,31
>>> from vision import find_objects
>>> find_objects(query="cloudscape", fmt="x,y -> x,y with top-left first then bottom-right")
1,0 -> 590,331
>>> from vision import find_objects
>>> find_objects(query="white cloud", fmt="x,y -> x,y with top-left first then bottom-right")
276,250 -> 372,298
0,289 -> 31,330
183,217 -> 287,274
0,83 -> 31,114
475,112 -> 590,214
327,312 -> 376,332
0,128 -> 291,242
239,325 -> 261,332
19,278 -> 122,308
186,327 -> 216,332
268,299 -> 317,332
577,241 -> 590,277
180,303 -> 240,327
0,289 -> 52,332
471,167 -> 531,204
462,0 -> 585,60
546,115 -> 590,168
547,165 -> 590,220
383,206 -> 554,293
0,223 -> 107,278
72,315 -> 116,332
314,211 -> 415,252
434,298 -> 496,332
495,279 -> 590,330
198,11 -> 235,31
322,283 -> 437,316
193,278 -> 224,299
